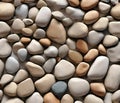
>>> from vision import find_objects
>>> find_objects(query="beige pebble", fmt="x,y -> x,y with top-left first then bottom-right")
61,94 -> 74,103
90,83 -> 106,97
37,0 -> 47,8
22,28 -> 33,36
28,23 -> 37,33
68,0 -> 80,7
12,42 -> 24,53
84,49 -> 99,62
39,38 -> 51,47
20,37 -> 31,44
98,44 -> 107,55
76,62 -> 89,76
44,92 -> 60,103
7,34 -> 20,43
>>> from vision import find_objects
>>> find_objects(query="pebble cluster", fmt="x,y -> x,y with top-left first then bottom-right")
0,0 -> 120,103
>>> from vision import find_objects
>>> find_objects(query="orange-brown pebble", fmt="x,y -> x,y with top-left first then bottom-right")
76,39 -> 88,54
39,38 -> 51,47
68,0 -> 80,7
81,0 -> 99,10
68,50 -> 83,64
44,92 -> 60,103
76,62 -> 89,76
20,37 -> 31,44
22,28 -> 33,36
98,44 -> 107,55
84,49 -> 98,62
90,83 -> 106,97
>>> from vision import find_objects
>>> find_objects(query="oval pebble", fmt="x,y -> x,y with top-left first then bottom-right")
61,94 -> 74,103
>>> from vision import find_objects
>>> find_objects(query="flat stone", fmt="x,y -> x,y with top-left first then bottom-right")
87,56 -> 109,80
112,90 -> 120,102
33,29 -> 45,39
39,38 -> 51,47
68,0 -> 80,7
6,98 -> 24,103
61,94 -> 74,103
104,93 -> 112,103
0,59 -> 4,77
20,37 -> 31,44
62,17 -> 73,27
66,38 -> 76,50
52,11 -> 65,21
22,28 -> 33,36
7,34 -> 20,43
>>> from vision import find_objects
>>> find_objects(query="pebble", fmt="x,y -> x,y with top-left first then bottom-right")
35,7 -> 51,27
1,95 -> 9,103
0,90 -> 3,100
5,56 -> 19,74
84,49 -> 99,62
61,94 -> 74,103
35,74 -> 56,93
112,90 -> 120,102
6,98 -> 24,103
25,61 -> 45,77
98,44 -> 107,55
0,22 -> 10,38
44,46 -> 58,57
15,4 -> 28,19
0,2 -> 15,20
68,22 -> 88,38
87,56 -> 109,80
12,42 -> 24,53
87,30 -> 104,47
20,37 -> 31,44
76,62 -> 90,76
44,92 -> 60,103
66,38 -> 76,50
105,64 -> 120,92
52,11 -> 65,21
92,17 -> 109,31
22,28 -> 33,36
75,101 -> 83,103
0,59 -> 4,77
55,0 -> 68,9
84,94 -> 104,103
13,69 -> 28,83
66,7 -> 84,20
68,78 -> 90,97
43,58 -> 56,73
84,10 -> 99,24
7,34 -> 20,43
4,82 -> 17,97
39,38 -> 51,47
104,93 -> 112,103
68,0 -> 80,7
103,35 -> 119,47
17,78 -> 35,97
33,29 -> 45,39
23,18 -> 33,26
54,60 -> 75,80
68,50 -> 83,64
27,39 -> 43,54
47,19 -> 66,44
62,17 -> 73,27
111,0 -> 119,5
26,92 -> 43,103
81,0 -> 99,10
37,0 -> 47,8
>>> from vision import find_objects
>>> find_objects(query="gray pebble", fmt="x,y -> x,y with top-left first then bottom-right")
104,93 -> 112,103
7,34 -> 20,43
23,18 -> 33,26
52,11 -> 65,21
66,38 -> 76,50
62,17 -> 73,27
112,90 -> 120,102
33,29 -> 45,39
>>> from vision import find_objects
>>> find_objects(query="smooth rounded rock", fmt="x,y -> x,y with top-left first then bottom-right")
52,11 -> 65,21
112,90 -> 120,102
61,94 -> 74,103
68,0 -> 80,7
39,38 -> 51,47
33,29 -> 45,39
104,93 -> 112,103
66,38 -> 76,50
6,98 -> 24,103
7,34 -> 20,43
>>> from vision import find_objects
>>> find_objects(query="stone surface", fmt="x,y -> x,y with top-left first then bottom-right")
61,94 -> 74,103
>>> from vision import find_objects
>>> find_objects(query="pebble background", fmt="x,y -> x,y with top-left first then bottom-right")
0,0 -> 120,103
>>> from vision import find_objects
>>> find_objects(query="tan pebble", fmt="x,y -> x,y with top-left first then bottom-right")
98,44 -> 107,55
20,37 -> 31,44
84,10 -> 99,24
17,78 -> 35,97
76,39 -> 88,54
90,83 -> 106,97
68,0 -> 80,7
44,92 -> 60,103
84,49 -> 99,62
61,94 -> 74,103
68,50 -> 83,64
76,62 -> 89,76
81,0 -> 99,10
4,82 -> 17,97
22,28 -> 33,36
39,38 -> 51,47
37,0 -> 47,8
28,23 -> 37,33
12,42 -> 24,53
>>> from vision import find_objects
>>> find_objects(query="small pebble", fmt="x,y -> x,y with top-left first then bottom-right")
7,34 -> 20,43
12,42 -> 24,53
98,44 -> 107,55
22,28 -> 33,36
68,0 -> 80,7
39,38 -> 51,47
33,29 -> 45,39
112,90 -> 120,102
104,93 -> 112,103
52,11 -> 65,21
66,38 -> 76,50
61,94 -> 74,103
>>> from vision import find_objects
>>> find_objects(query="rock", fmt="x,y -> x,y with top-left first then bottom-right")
87,30 -> 104,47
20,37 -> 31,44
66,38 -> 76,50
81,0 -> 99,10
6,98 -> 24,103
22,28 -> 33,36
0,59 -> 4,77
0,2 -> 15,20
23,18 -> 33,26
103,35 -> 118,47
76,62 -> 89,76
98,44 -> 107,55
68,50 -> 83,64
0,22 -> 10,38
47,19 -> 66,44
33,29 -> 45,39
43,58 -> 56,73
27,39 -> 43,54
111,0 -> 118,5
76,39 -> 88,54
15,4 -> 28,19
35,7 -> 51,27
4,82 -> 17,97
52,11 -> 65,21
68,0 -> 80,7
17,78 -> 35,97
84,94 -> 104,103
44,92 -> 60,103
51,81 -> 67,98
68,22 -> 88,38
25,61 -> 45,77
66,7 -> 84,20
112,90 -> 120,102
54,60 -> 75,80
84,10 -> 99,24
68,78 -> 90,97
6,57 -> 19,74
105,64 -> 120,92
37,0 -> 47,8
61,94 -> 74,103
7,34 -> 20,43
12,42 -> 24,53
0,90 -> 3,100
44,46 -> 58,57
39,38 -> 51,47
26,92 -> 43,103
84,49 -> 99,62
13,69 -> 28,83
104,93 -> 112,103
87,56 -> 109,80
62,17 -> 73,27
1,95 -> 9,103
75,101 -> 83,103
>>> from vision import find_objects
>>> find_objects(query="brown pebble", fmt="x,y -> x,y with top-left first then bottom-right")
22,28 -> 33,36
68,0 -> 80,7
76,62 -> 89,76
39,38 -> 51,47
28,23 -> 37,33
37,0 -> 47,9
90,83 -> 106,97
44,92 -> 60,103
20,37 -> 31,44
84,49 -> 99,62
98,44 -> 107,55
